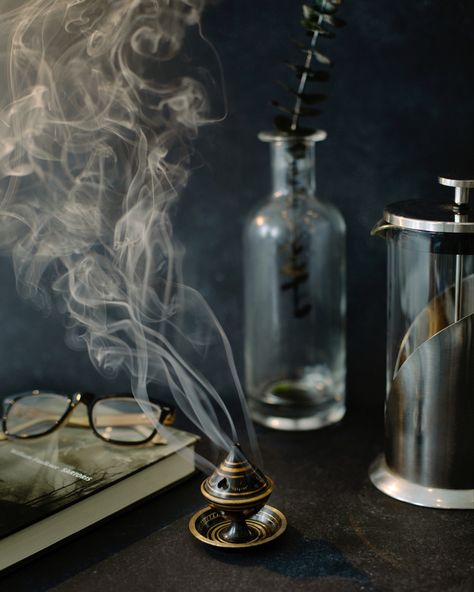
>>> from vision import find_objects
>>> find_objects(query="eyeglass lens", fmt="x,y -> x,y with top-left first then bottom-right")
6,393 -> 70,437
92,398 -> 162,443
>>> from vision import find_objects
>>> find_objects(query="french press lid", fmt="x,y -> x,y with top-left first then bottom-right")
384,177 -> 474,234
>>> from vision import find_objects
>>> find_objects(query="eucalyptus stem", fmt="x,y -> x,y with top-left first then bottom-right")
291,15 -> 323,131
272,0 -> 344,135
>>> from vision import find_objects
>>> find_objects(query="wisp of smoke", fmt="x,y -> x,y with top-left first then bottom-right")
0,0 -> 259,470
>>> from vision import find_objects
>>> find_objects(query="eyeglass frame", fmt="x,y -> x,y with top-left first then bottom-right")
0,390 -> 176,446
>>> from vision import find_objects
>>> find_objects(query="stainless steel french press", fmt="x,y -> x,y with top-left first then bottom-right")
370,176 -> 474,509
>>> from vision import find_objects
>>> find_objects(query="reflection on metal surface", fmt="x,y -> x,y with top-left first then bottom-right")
369,455 -> 474,509
394,274 -> 474,375
382,194 -> 474,234
386,313 -> 474,493
370,219 -> 394,237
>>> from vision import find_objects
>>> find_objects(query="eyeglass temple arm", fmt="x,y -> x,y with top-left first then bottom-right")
151,432 -> 167,444
162,408 -> 176,426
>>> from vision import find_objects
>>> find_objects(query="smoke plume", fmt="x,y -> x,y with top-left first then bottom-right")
0,0 -> 258,468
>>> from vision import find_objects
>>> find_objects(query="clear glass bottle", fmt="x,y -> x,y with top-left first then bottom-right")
244,131 -> 346,430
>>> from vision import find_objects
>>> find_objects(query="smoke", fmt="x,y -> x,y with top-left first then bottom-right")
0,0 -> 259,469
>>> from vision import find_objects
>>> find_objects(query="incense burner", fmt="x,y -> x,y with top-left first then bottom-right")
189,444 -> 287,548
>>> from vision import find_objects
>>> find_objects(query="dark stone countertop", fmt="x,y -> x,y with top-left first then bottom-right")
1,411 -> 473,592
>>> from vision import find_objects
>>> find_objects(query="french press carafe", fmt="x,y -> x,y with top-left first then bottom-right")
370,176 -> 474,509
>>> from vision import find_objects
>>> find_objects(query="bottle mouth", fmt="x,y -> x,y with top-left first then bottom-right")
258,129 -> 327,143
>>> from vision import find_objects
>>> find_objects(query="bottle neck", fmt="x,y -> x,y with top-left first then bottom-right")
269,140 -> 316,198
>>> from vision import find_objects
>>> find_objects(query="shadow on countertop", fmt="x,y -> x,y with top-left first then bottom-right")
205,525 -> 379,591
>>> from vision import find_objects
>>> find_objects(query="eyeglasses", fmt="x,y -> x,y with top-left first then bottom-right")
0,390 -> 175,445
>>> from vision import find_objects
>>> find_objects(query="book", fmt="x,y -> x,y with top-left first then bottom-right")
0,424 -> 198,572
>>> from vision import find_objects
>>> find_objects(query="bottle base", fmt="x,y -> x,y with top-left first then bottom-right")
248,396 -> 345,431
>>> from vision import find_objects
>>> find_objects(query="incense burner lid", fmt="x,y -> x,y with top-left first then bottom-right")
201,444 -> 273,512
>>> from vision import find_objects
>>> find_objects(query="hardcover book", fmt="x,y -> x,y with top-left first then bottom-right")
0,425 -> 198,572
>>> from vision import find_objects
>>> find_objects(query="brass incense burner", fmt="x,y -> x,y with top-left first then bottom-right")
189,444 -> 287,548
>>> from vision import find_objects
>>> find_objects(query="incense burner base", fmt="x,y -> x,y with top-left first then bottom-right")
369,455 -> 474,510
189,505 -> 287,548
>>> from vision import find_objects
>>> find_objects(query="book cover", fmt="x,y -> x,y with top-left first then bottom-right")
0,425 -> 198,571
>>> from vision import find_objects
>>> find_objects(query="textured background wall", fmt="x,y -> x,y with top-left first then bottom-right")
1,0 -> 474,414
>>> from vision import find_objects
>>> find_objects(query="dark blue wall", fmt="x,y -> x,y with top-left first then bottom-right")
1,0 -> 474,412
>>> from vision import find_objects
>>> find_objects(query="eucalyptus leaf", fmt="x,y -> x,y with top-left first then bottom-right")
277,81 -> 298,95
302,4 -> 319,20
310,50 -> 332,66
302,15 -> 323,29
322,14 -> 346,27
277,82 -> 327,104
302,20 -> 335,37
299,92 -> 327,104
286,63 -> 331,82
271,100 -> 298,117
312,0 -> 340,14
298,48 -> 332,67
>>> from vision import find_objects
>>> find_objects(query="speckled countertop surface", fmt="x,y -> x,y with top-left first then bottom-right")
2,411 -> 473,592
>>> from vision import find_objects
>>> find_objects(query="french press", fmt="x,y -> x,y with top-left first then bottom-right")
370,176 -> 474,509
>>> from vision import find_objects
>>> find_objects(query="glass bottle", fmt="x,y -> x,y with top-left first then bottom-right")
243,131 -> 346,431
